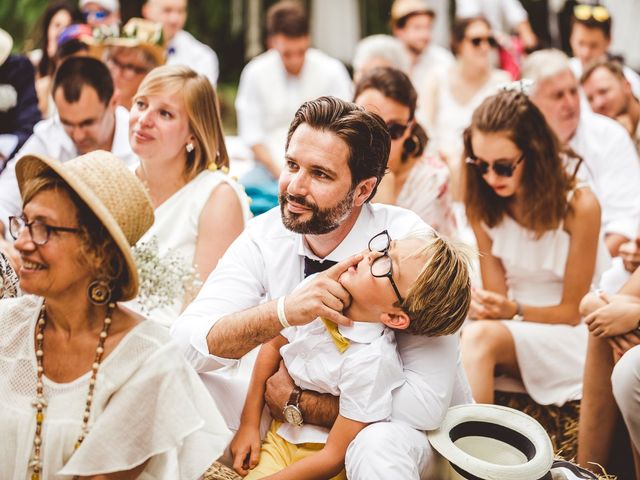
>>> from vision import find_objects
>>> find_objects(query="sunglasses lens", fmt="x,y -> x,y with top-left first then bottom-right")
493,163 -> 514,177
488,36 -> 498,48
387,123 -> 407,140
593,6 -> 610,21
470,38 -> 481,47
573,5 -> 590,20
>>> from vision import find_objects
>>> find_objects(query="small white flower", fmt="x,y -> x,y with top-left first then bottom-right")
0,84 -> 17,112
132,236 -> 199,314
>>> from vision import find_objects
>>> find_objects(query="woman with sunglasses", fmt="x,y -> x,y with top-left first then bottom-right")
354,66 -> 456,237
460,89 -> 610,408
421,16 -> 509,198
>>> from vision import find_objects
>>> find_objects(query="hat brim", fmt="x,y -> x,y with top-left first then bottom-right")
103,39 -> 166,67
15,154 -> 140,301
0,28 -> 13,66
428,404 -> 553,480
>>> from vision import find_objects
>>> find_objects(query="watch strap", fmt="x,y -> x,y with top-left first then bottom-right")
287,386 -> 302,407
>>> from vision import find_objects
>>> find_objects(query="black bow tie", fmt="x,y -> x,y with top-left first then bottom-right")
304,257 -> 338,278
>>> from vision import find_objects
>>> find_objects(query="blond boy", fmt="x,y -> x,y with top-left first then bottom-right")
230,230 -> 471,479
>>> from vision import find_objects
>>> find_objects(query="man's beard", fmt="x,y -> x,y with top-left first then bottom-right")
280,189 -> 355,235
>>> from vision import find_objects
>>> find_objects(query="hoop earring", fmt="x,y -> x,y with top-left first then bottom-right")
88,280 -> 112,305
186,143 -> 194,153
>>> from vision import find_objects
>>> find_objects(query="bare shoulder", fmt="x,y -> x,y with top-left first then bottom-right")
565,187 -> 601,232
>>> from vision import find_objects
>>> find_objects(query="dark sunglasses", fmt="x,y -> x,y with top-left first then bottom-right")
82,9 -> 110,22
465,154 -> 524,178
386,122 -> 410,140
468,36 -> 498,48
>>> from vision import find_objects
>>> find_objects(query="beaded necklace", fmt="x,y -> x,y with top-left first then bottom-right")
30,301 -> 115,480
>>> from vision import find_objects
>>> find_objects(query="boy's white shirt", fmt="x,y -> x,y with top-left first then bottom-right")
277,273 -> 404,444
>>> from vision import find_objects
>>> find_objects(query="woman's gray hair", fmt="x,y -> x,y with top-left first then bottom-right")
521,49 -> 572,94
352,34 -> 411,74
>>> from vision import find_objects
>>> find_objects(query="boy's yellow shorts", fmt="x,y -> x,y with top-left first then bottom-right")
244,421 -> 347,480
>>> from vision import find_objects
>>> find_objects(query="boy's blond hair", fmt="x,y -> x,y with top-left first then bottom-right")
400,233 -> 472,336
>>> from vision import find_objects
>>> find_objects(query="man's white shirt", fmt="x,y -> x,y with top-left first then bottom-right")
410,44 -> 455,93
569,110 -> 640,240
167,30 -> 219,86
172,203 -> 473,430
0,106 -> 136,235
235,48 -> 353,166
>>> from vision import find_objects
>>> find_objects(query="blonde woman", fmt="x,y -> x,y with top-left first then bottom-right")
128,65 -> 251,326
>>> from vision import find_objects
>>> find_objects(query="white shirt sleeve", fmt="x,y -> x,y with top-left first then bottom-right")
235,63 -> 267,148
325,60 -> 354,101
170,228 -> 268,372
390,332 -> 460,430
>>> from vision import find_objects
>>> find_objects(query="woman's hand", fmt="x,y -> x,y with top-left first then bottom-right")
230,424 -> 262,477
584,293 -> 640,337
468,288 -> 517,319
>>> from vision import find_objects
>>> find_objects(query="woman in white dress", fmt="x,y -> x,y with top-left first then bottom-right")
354,66 -> 456,238
0,151 -> 230,479
460,89 -> 610,406
421,16 -> 510,198
128,65 -> 251,326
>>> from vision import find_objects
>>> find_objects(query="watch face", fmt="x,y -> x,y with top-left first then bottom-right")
283,405 -> 303,426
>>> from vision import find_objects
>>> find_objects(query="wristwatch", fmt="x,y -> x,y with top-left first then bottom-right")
283,386 -> 304,426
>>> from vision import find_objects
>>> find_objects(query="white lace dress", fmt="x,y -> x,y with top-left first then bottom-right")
126,169 -> 251,327
484,197 -> 611,406
0,295 -> 232,479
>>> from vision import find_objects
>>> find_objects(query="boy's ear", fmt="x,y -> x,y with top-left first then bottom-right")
379,310 -> 410,330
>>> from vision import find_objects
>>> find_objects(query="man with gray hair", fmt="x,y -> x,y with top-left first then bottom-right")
352,34 -> 411,83
522,49 -> 640,259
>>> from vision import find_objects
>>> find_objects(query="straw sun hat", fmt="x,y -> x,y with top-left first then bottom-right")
101,18 -> 166,66
15,151 -> 154,301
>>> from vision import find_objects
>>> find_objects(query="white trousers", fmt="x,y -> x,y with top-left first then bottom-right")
611,344 -> 640,452
200,371 -> 435,479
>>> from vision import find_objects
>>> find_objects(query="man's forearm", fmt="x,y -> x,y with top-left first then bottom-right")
299,390 -> 340,429
207,300 -> 283,359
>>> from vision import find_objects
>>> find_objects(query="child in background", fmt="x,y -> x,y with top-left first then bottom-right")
230,230 -> 471,479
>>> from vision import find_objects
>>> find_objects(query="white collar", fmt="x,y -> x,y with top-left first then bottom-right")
338,321 -> 386,344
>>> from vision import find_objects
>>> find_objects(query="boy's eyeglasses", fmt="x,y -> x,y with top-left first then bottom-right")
573,5 -> 610,22
465,154 -> 525,178
467,36 -> 498,48
368,230 -> 404,304
386,122 -> 410,140
8,216 -> 81,246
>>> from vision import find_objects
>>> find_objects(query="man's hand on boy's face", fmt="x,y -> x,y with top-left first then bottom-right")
285,254 -> 363,327
264,361 -> 294,422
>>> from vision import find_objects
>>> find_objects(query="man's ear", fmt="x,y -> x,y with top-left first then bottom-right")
379,310 -> 410,330
353,177 -> 377,207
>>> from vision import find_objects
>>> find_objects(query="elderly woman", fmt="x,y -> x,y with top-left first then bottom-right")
0,151 -> 230,478
127,65 -> 251,326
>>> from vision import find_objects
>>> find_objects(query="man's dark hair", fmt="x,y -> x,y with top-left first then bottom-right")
266,0 -> 309,37
286,96 -> 390,202
52,56 -> 114,106
572,13 -> 612,39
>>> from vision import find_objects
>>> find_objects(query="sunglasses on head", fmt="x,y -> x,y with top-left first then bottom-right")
386,122 -> 410,140
468,36 -> 498,48
465,154 -> 524,178
82,8 -> 110,21
573,4 -> 610,22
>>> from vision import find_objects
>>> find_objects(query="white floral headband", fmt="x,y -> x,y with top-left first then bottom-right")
497,78 -> 536,96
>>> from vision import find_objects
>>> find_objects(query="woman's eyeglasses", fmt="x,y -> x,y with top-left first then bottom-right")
8,216 -> 81,246
368,230 -> 404,304
386,122 -> 410,140
465,154 -> 525,178
573,5 -> 610,22
467,36 -> 498,48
